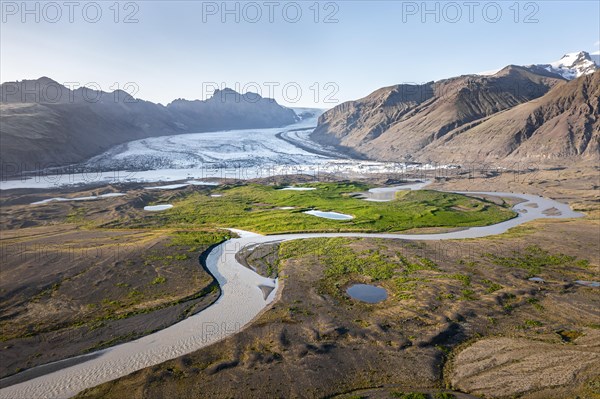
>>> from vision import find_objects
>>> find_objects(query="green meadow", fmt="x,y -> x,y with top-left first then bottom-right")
116,182 -> 516,234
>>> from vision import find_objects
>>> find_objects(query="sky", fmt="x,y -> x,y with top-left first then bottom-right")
1,1 -> 599,108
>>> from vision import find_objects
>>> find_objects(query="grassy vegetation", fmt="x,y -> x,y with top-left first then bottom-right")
485,245 -> 583,276
390,392 -> 428,399
556,329 -> 583,342
389,393 -> 455,399
482,279 -> 503,293
167,230 -> 232,252
108,183 -> 515,234
277,236 -> 593,314
279,237 -> 398,281
151,276 -> 166,285
278,238 -> 481,303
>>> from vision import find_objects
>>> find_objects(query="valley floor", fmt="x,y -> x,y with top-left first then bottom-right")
0,166 -> 598,399
77,215 -> 599,399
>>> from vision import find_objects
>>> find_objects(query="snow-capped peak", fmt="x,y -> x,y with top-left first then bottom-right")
538,51 -> 598,80
475,51 -> 599,80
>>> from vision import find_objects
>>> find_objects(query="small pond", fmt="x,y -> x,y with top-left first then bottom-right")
304,210 -> 354,220
144,204 -> 173,211
144,181 -> 219,190
31,193 -> 125,205
279,187 -> 316,191
346,284 -> 388,303
528,277 -> 545,283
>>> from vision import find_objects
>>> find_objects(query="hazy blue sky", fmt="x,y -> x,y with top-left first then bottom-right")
1,1 -> 599,107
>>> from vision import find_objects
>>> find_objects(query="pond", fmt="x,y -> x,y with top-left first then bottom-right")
144,181 -> 219,190
144,204 -> 173,211
303,210 -> 354,220
346,284 -> 388,303
528,277 -> 545,283
31,193 -> 125,205
279,187 -> 316,191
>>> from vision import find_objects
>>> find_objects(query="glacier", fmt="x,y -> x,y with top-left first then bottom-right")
0,111 -> 448,190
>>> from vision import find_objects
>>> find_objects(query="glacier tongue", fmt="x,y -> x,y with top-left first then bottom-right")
84,116 -> 329,171
1,113 -> 455,190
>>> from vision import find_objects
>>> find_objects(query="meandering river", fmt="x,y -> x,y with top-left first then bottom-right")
0,188 -> 584,399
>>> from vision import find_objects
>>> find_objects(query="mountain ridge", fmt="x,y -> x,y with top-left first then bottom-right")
533,51 -> 599,80
313,62 -> 599,166
478,51 -> 599,80
0,78 -> 298,174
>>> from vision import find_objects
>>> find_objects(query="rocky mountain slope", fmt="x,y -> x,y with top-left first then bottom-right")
419,70 -> 600,164
313,66 -> 599,166
0,78 -> 297,173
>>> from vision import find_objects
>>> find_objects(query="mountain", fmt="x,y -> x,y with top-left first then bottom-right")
533,51 -> 598,80
0,78 -> 297,174
312,66 -> 567,163
313,66 -> 599,166
410,70 -> 600,164
479,51 -> 599,80
167,88 -> 298,131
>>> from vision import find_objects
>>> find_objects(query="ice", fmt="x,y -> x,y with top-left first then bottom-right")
83,115 -> 328,171
1,115 -> 453,190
